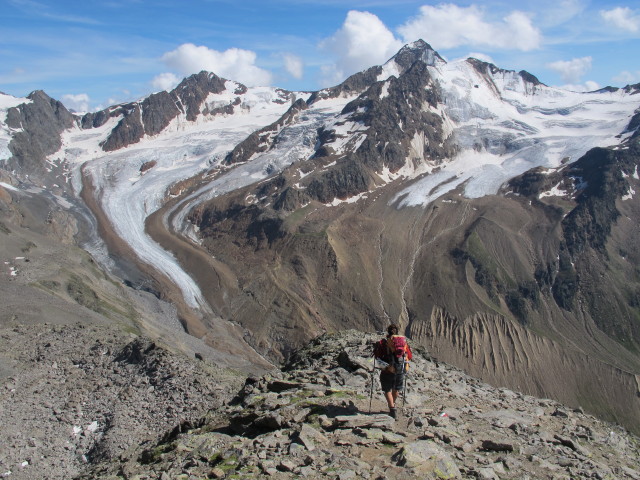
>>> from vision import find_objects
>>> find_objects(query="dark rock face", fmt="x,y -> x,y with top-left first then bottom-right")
81,104 -> 133,129
100,104 -> 145,151
141,90 -> 181,136
277,58 -> 454,208
561,147 -> 630,255
197,203 -> 286,251
100,71 -> 231,151
507,140 -> 640,345
173,70 -> 227,121
467,57 -> 545,88
6,90 -> 75,177
304,162 -> 369,205
391,39 -> 444,70
307,65 -> 383,105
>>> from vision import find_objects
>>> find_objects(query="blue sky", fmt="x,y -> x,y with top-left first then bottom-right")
1,0 -> 639,111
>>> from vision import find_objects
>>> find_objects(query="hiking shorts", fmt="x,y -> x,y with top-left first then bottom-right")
380,370 -> 405,393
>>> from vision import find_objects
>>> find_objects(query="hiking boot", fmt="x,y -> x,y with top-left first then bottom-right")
389,407 -> 397,419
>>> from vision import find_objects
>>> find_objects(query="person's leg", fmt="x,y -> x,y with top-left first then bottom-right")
381,372 -> 394,409
384,390 -> 395,409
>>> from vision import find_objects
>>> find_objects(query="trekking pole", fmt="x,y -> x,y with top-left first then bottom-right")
368,355 -> 375,414
401,355 -> 408,409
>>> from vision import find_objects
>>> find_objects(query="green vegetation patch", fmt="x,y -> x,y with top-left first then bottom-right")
138,441 -> 177,464
66,274 -> 105,313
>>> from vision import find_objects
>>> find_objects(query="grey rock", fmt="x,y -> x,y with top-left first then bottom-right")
476,467 -> 499,480
7,328 -> 639,480
5,90 -> 75,191
277,459 -> 297,472
333,414 -> 395,430
554,434 -> 591,457
297,424 -> 329,451
394,440 -> 461,478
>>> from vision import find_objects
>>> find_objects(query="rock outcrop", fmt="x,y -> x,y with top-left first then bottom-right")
99,71 -> 229,151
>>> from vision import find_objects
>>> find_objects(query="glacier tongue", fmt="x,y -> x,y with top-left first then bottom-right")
60,91 -> 350,309
61,87 -> 306,308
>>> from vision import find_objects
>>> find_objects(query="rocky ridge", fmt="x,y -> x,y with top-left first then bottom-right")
81,330 -> 640,480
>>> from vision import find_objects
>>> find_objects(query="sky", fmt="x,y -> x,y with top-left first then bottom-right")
1,0 -> 639,112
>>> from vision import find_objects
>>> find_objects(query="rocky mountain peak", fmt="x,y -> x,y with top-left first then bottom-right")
391,38 -> 446,70
4,89 -> 75,189
172,70 -> 230,121
78,330 -> 640,480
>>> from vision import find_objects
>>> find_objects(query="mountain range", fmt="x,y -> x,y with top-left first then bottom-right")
1,39 -> 639,437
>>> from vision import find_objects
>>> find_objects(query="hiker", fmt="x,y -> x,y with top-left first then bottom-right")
373,324 -> 413,418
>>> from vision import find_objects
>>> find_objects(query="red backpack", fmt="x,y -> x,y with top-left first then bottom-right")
387,335 -> 412,361
373,335 -> 412,372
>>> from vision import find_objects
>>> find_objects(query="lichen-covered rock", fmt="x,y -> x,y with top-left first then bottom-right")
394,440 -> 461,478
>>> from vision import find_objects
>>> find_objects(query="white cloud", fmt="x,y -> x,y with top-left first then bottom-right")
558,80 -> 600,92
151,72 -> 181,91
613,70 -> 640,85
320,10 -> 403,85
283,53 -> 304,80
397,4 -> 542,51
161,43 -> 272,87
61,93 -> 90,113
546,56 -> 592,83
467,52 -> 495,64
600,7 -> 640,33
537,0 -> 584,27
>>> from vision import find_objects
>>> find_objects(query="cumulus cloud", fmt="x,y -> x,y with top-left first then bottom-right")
397,4 -> 542,51
467,52 -> 495,64
558,80 -> 600,92
546,56 -> 592,83
613,70 -> 640,85
61,93 -> 90,113
320,10 -> 403,85
600,7 -> 640,33
151,72 -> 181,91
160,43 -> 272,87
283,53 -> 304,80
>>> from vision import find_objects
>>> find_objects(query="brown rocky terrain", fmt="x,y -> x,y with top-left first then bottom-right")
0,323 -> 244,480
79,330 -> 640,480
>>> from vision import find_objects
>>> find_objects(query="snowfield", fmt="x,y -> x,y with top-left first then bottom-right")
392,59 -> 639,207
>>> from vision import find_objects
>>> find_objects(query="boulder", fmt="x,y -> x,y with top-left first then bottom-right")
393,440 -> 461,478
